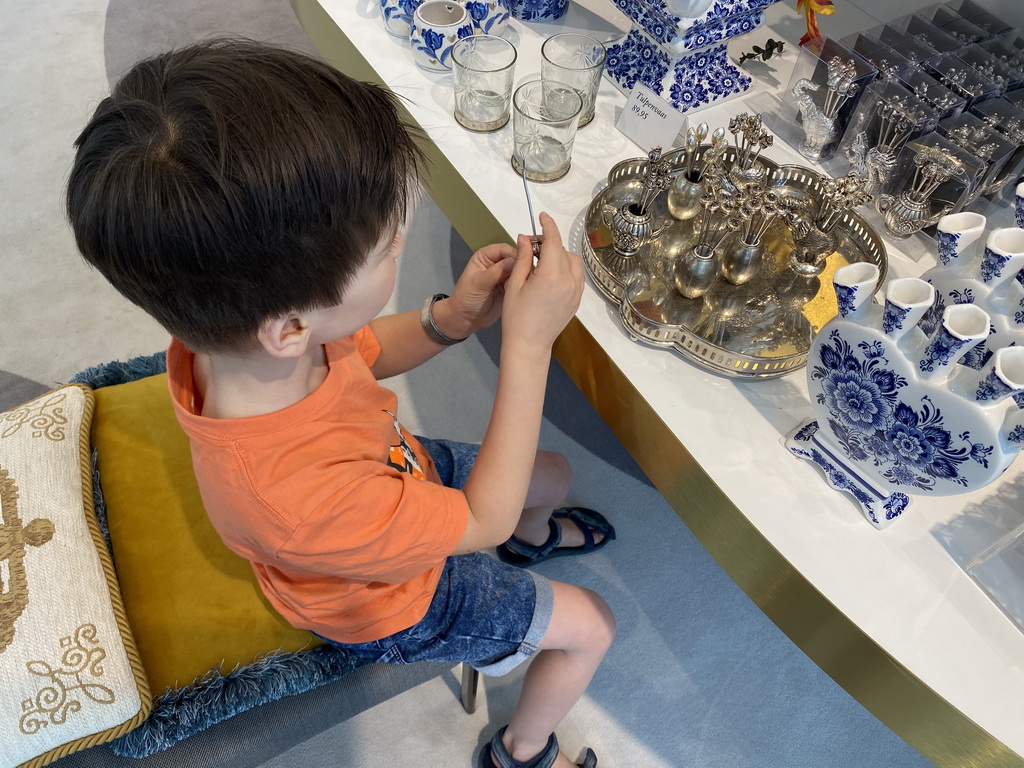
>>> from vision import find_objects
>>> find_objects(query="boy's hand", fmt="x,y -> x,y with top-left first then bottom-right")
438,242 -> 517,339
501,213 -> 584,353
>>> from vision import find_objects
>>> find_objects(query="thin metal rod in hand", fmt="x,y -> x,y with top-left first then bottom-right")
519,152 -> 542,257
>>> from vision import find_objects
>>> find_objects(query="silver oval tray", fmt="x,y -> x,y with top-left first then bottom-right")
582,151 -> 888,379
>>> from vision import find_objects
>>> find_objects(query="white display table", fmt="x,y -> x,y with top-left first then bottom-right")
291,1 -> 1024,764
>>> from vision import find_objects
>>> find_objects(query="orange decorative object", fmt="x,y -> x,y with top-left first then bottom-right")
797,0 -> 835,46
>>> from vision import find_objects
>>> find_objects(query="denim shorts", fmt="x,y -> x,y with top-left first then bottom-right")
415,435 -> 478,490
319,437 -> 554,676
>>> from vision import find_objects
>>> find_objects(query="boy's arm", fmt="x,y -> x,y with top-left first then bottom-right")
369,243 -> 516,380
452,214 -> 584,553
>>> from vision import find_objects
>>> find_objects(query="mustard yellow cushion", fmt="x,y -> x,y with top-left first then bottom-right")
90,374 -> 321,697
0,385 -> 149,768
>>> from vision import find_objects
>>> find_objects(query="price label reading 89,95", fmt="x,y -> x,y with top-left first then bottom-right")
615,83 -> 687,153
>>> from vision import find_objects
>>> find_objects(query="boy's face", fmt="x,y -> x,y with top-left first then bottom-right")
309,228 -> 404,343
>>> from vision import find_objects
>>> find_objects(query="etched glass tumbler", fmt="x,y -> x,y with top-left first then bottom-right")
452,35 -> 518,132
510,79 -> 582,182
540,33 -> 606,128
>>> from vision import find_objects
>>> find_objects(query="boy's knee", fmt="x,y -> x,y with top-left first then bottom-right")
592,592 -> 617,650
572,586 -> 617,653
544,583 -> 614,656
538,450 -> 572,495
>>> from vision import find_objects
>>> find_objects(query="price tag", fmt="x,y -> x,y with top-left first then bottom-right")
615,83 -> 687,152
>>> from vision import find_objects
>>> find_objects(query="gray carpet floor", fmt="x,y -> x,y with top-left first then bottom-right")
1,0 -> 940,765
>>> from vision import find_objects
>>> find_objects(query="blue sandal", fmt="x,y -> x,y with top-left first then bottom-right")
496,507 -> 615,567
478,727 -> 597,768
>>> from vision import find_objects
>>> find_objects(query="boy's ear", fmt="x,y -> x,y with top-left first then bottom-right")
257,314 -> 312,358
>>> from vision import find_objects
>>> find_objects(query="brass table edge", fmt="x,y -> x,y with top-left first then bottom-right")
290,1 -> 1022,764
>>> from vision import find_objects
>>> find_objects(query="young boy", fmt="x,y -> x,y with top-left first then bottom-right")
67,38 -> 616,768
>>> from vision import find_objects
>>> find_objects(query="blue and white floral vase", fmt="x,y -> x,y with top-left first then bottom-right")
603,0 -> 786,114
918,214 -> 1024,374
786,262 -> 1024,529
410,1 -> 475,71
463,0 -> 511,36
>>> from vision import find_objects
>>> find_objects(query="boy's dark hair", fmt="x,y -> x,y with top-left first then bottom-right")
67,38 -> 426,352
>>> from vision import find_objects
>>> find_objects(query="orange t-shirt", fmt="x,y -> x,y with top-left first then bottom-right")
166,329 -> 469,643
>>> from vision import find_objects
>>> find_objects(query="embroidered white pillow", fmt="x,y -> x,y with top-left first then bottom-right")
0,385 -> 149,768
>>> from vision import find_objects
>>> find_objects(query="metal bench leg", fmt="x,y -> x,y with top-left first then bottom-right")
460,663 -> 479,714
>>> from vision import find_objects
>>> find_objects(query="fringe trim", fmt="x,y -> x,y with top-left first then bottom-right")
109,646 -> 370,758
69,351 -> 167,388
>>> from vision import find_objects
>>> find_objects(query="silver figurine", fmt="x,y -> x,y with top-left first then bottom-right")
945,123 -> 1001,199
845,96 -> 920,197
792,57 -> 860,161
602,146 -> 672,256
911,80 -> 960,113
785,171 -> 872,275
875,145 -> 963,239
939,67 -> 972,98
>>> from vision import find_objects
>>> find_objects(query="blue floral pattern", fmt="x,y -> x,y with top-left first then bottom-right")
949,288 -> 975,304
606,29 -> 670,92
920,285 -> 978,339
936,229 -> 960,266
884,493 -> 910,519
412,22 -> 473,70
835,282 -> 857,318
417,28 -> 446,59
381,0 -> 421,35
980,246 -> 1013,283
811,330 -> 992,491
959,337 -> 991,371
606,9 -> 767,60
1009,424 -> 1024,444
882,302 -> 909,335
700,0 -> 777,21
975,366 -> 1020,402
680,11 -> 761,50
665,44 -> 750,112
602,34 -> 749,114
919,326 -> 973,373
623,0 -> 779,46
508,0 -> 567,21
612,1 -> 677,47
605,2 -> 773,112
466,1 -> 489,21
465,0 -> 509,33
788,420 -> 910,525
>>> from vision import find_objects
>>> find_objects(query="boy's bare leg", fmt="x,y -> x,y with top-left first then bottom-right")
497,581 -> 616,768
510,451 -> 606,549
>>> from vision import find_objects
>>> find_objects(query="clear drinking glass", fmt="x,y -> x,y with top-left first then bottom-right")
511,79 -> 582,182
540,33 -> 607,128
451,35 -> 518,132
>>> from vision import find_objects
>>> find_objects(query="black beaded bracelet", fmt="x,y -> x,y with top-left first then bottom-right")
420,293 -> 468,346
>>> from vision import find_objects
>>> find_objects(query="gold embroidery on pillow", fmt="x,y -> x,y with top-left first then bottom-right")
1,392 -> 69,440
1,467 -> 56,653
19,623 -> 115,734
